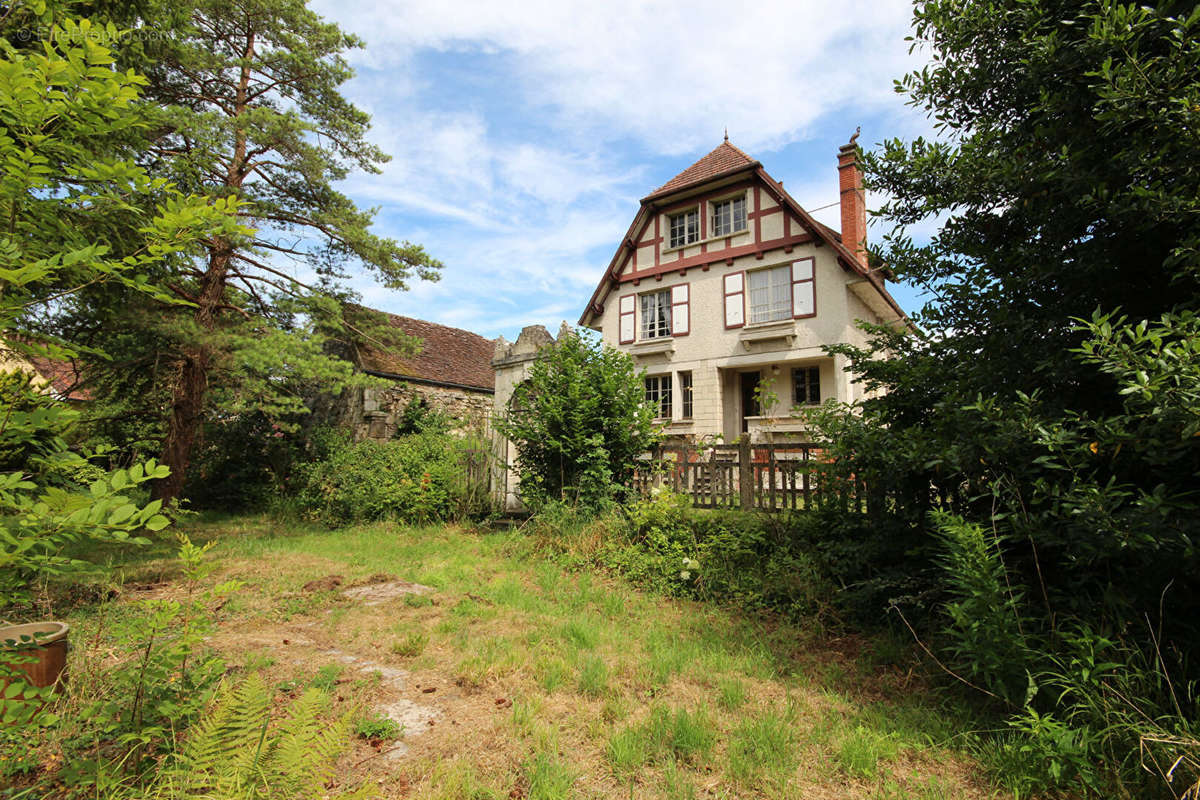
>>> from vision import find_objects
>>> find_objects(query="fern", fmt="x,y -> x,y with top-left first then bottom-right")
135,674 -> 374,799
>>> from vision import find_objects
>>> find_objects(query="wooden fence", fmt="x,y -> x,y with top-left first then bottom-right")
632,439 -> 867,512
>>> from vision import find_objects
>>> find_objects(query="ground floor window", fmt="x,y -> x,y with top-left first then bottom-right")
644,375 -> 672,419
679,371 -> 693,419
793,366 -> 820,406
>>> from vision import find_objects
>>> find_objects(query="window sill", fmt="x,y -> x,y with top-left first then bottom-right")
662,228 -> 749,255
738,320 -> 796,351
630,338 -> 675,358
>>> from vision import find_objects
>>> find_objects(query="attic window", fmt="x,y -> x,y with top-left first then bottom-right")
668,208 -> 699,248
711,195 -> 747,236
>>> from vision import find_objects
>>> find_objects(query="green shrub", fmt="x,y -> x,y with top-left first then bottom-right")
931,512 -> 1031,707
143,674 -> 368,799
588,490 -> 833,621
291,429 -> 492,525
494,328 -> 659,512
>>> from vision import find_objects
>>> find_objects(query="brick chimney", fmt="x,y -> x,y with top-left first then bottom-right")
837,131 -> 867,268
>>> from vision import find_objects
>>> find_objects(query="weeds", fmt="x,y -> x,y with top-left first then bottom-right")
835,724 -> 900,779
524,750 -> 577,800
354,712 -> 403,741
718,677 -> 747,710
577,655 -> 609,697
605,705 -> 716,779
391,632 -> 429,657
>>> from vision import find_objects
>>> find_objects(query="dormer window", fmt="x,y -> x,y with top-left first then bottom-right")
668,208 -> 699,249
711,195 -> 747,236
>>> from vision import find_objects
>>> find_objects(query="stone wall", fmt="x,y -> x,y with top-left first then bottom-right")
345,380 -> 493,441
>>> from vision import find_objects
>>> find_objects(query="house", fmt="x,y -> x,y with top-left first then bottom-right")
577,134 -> 907,443
338,308 -> 496,440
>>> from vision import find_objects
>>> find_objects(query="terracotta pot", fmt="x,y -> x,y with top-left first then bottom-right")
1,621 -> 69,691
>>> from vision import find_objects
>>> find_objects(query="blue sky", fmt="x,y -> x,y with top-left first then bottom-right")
309,0 -> 937,341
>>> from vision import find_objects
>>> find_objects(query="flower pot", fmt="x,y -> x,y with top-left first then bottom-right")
1,621 -> 69,691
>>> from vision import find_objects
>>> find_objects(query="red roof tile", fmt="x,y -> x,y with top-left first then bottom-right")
26,353 -> 89,402
644,141 -> 759,201
355,309 -> 496,392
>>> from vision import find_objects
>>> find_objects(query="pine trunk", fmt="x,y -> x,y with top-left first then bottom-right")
151,28 -> 254,502
152,246 -> 233,501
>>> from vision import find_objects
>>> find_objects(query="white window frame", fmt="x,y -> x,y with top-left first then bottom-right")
644,374 -> 672,419
747,264 -> 792,324
640,289 -> 672,339
711,194 -> 747,237
679,371 -> 693,419
667,208 -> 700,249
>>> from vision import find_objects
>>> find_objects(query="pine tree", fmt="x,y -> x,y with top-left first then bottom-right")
72,0 -> 442,499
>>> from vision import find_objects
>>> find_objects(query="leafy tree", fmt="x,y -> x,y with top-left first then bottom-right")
496,329 -> 659,511
0,12 -> 234,605
809,2 -> 1200,794
51,0 -> 442,500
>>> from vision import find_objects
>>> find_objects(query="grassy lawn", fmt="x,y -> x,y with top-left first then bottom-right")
47,515 -> 997,799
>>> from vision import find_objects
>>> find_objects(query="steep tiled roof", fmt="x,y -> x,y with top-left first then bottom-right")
644,141 -> 760,201
355,310 -> 496,392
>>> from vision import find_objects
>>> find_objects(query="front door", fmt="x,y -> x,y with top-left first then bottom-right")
740,371 -> 760,433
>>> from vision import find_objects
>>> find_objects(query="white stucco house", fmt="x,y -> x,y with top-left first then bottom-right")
489,134 -> 909,509
575,134 -> 908,444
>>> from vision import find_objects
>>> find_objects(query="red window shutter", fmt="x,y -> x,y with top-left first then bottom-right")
618,294 -> 636,344
791,257 -> 815,318
724,272 -> 745,328
671,284 -> 690,336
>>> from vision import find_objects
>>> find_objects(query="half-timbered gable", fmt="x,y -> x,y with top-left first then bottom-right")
579,136 -> 907,443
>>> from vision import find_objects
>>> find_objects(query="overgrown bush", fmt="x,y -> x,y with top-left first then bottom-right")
144,675 -> 370,799
2,534 -> 241,796
290,429 -> 492,525
535,490 -> 833,622
183,412 -> 305,510
0,374 -> 173,608
495,328 -> 659,512
931,512 -> 1031,708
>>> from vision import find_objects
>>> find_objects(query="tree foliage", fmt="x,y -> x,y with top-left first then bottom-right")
45,0 -> 441,500
808,2 -> 1200,795
496,330 -> 659,511
0,11 -> 234,606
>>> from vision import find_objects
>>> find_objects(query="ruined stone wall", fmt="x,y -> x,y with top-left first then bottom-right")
347,381 -> 493,441
490,324 -> 558,512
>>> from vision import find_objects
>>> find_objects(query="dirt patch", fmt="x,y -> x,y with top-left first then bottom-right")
302,574 -> 344,592
342,579 -> 434,607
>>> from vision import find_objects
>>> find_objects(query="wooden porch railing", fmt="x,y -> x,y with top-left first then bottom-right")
632,439 -> 866,512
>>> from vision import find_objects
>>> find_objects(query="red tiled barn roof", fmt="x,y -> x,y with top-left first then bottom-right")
356,310 -> 496,393
25,353 -> 88,402
644,141 -> 760,201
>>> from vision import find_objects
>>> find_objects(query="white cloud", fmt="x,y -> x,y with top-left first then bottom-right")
301,0 -> 936,336
316,0 -> 919,154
